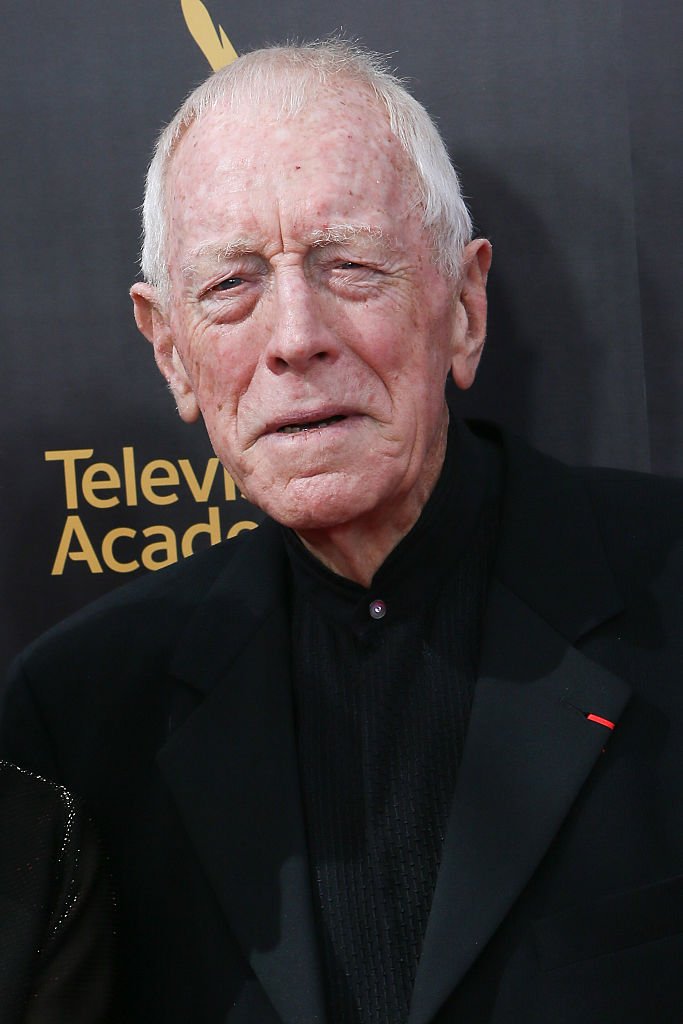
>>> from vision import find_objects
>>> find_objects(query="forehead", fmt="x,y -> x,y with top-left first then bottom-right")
165,85 -> 420,253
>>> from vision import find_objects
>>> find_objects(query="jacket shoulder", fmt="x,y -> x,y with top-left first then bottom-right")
1,527 -> 277,783
575,463 -> 683,591
474,420 -> 683,622
10,531 -> 257,689
482,418 -> 683,562
578,462 -> 683,525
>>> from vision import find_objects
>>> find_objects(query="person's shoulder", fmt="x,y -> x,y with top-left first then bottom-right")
575,462 -> 683,601
481,418 -> 683,594
471,418 -> 683,530
0,760 -> 76,905
468,418 -> 683,577
577,460 -> 683,517
0,761 -> 114,1022
0,759 -> 70,820
13,527 -> 265,684
573,460 -> 683,553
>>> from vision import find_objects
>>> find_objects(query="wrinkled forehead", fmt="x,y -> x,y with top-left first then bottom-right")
166,81 -> 415,201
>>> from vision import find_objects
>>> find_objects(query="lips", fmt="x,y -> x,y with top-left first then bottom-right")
277,414 -> 347,434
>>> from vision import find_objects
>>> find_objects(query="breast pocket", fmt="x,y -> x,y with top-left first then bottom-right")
533,872 -> 683,972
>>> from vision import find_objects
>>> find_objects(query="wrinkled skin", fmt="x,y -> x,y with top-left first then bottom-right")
132,85 -> 491,583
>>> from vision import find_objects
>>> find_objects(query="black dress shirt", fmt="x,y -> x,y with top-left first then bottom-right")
284,420 -> 502,1024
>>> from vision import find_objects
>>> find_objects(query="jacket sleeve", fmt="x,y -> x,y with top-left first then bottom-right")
0,763 -> 114,1024
25,783 -> 115,1024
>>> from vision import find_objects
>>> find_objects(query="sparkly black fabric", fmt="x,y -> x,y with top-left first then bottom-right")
0,761 -> 114,1024
284,422 -> 502,1024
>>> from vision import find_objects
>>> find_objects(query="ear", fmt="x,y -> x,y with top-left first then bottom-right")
449,238 -> 492,391
130,282 -> 200,423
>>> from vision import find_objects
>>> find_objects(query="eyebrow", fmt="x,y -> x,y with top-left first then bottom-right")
181,239 -> 258,279
181,224 -> 389,279
308,224 -> 385,246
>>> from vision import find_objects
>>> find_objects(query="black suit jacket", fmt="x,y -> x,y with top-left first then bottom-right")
0,761 -> 113,1023
2,422 -> 683,1023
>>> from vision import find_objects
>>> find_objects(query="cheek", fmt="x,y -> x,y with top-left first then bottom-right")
182,325 -> 252,411
373,330 -> 453,435
362,312 -> 448,391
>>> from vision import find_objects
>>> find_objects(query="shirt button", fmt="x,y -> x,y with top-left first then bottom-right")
369,598 -> 386,620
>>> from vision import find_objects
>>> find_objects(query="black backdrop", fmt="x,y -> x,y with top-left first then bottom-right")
2,1 -> 682,683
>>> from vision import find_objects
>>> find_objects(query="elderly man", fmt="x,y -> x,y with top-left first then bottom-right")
2,40 -> 683,1024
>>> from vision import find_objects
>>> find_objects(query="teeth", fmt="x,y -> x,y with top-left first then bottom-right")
278,415 -> 345,434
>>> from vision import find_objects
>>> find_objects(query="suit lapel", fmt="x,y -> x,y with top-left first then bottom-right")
409,580 -> 630,1024
410,426 -> 631,1024
158,521 -> 327,1024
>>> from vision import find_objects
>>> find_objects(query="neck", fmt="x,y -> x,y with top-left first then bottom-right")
295,424 -> 449,587
296,521 -> 413,588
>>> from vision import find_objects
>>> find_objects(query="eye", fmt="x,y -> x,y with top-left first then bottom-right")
213,276 -> 245,291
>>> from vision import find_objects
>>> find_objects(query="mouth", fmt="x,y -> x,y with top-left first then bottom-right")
276,414 -> 348,435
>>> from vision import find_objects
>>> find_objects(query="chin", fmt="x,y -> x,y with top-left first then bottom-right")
262,501 -> 357,533
254,476 -> 374,533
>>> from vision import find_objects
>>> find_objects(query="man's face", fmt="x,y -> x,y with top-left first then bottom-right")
139,87 -> 483,532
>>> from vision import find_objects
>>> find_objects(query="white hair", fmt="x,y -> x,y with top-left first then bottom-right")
140,39 -> 473,298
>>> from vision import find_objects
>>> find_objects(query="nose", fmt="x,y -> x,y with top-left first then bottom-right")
265,267 -> 338,374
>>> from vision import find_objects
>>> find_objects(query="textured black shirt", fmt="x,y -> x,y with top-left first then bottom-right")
284,421 -> 502,1024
